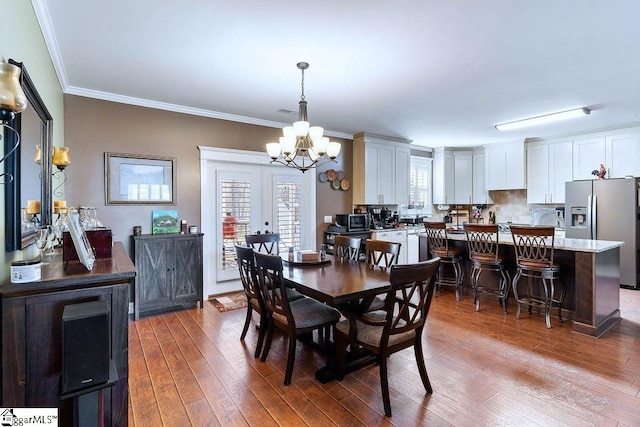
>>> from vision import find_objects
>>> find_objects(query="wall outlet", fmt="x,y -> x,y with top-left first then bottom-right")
324,215 -> 332,223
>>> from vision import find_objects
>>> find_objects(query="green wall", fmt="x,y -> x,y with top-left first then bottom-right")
1,0 -> 64,279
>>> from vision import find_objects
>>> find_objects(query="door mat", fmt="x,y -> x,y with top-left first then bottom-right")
210,292 -> 248,313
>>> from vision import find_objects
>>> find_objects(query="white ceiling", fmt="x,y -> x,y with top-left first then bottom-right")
34,0 -> 640,147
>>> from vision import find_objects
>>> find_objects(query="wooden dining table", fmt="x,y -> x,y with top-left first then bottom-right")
281,255 -> 392,382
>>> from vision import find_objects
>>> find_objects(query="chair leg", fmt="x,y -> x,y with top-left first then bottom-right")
500,268 -> 510,315
254,312 -> 267,358
543,278 -> 552,329
379,354 -> 392,417
473,267 -> 481,311
284,332 -> 297,385
260,320 -> 275,362
512,270 -> 522,320
240,302 -> 253,341
414,335 -> 433,394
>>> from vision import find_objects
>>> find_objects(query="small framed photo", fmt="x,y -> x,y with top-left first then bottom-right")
152,210 -> 179,234
105,152 -> 176,205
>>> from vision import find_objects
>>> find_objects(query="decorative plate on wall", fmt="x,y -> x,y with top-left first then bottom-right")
336,170 -> 345,181
326,169 -> 337,181
340,179 -> 350,190
332,179 -> 341,190
318,171 -> 328,183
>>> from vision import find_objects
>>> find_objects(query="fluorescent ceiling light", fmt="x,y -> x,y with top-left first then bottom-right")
495,108 -> 590,131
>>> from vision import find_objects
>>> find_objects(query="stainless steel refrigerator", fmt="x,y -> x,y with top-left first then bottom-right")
565,178 -> 640,289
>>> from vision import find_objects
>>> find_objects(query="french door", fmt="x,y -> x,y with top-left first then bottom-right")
200,147 -> 316,296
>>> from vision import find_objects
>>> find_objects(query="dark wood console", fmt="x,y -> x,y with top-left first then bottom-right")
0,242 -> 135,426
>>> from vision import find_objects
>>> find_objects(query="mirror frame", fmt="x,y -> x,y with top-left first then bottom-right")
4,59 -> 53,252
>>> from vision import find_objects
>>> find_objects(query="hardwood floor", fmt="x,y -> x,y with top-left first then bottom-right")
129,289 -> 640,426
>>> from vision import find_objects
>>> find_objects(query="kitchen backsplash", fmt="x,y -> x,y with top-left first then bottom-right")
429,190 -> 563,225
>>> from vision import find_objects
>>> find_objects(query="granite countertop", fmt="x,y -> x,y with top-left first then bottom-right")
442,232 -> 623,253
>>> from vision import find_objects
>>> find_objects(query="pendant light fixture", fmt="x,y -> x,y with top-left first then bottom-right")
266,62 -> 341,172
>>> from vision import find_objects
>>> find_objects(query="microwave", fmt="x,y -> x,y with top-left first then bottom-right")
335,214 -> 370,232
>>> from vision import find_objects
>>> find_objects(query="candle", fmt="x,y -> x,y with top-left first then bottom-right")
54,200 -> 66,213
27,200 -> 41,214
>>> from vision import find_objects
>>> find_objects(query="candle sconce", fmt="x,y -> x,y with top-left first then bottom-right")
0,60 -> 28,184
35,145 -> 71,197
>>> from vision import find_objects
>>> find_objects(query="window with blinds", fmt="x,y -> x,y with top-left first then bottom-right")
275,181 -> 301,252
221,179 -> 251,269
410,156 -> 433,214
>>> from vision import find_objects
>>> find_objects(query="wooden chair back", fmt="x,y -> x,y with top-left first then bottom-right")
246,233 -> 280,255
334,235 -> 361,261
235,244 -> 261,305
464,223 -> 500,263
510,226 -> 555,269
254,251 -> 291,323
382,258 -> 440,344
423,222 -> 451,255
365,239 -> 401,269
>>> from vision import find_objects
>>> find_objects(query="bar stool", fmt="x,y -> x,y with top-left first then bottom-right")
510,226 -> 566,328
424,222 -> 465,300
464,224 -> 510,313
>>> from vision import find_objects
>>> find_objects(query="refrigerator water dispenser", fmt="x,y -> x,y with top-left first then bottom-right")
571,207 -> 587,228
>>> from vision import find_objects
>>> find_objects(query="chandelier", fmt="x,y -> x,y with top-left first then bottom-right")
266,62 -> 341,172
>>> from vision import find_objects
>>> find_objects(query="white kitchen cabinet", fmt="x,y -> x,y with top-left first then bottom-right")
454,151 -> 473,204
605,131 -> 640,178
527,141 -> 572,204
433,147 -> 455,205
472,149 -> 492,204
353,133 -> 411,205
572,136 -> 605,180
406,229 -> 420,264
484,141 -> 525,190
395,146 -> 411,205
371,229 -> 407,265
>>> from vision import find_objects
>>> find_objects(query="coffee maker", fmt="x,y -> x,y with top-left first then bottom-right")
367,206 -> 393,229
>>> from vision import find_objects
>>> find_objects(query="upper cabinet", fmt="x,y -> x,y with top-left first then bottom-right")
572,136 -> 605,180
527,141 -> 572,204
432,148 -> 455,204
394,146 -> 411,205
453,151 -> 473,204
352,133 -> 411,205
472,148 -> 492,204
433,147 -> 491,205
605,131 -> 640,178
484,141 -> 526,190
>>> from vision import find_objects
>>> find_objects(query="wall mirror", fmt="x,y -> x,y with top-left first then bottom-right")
4,59 -> 53,252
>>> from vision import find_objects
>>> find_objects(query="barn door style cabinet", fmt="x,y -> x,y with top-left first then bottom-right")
133,233 -> 204,319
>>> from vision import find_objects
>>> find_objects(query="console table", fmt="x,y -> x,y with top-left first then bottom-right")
0,242 -> 135,426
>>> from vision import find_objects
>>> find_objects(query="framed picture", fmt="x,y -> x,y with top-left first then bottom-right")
105,152 -> 176,205
152,210 -> 179,234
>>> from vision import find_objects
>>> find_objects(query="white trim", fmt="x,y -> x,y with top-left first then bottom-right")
32,0 -> 69,91
199,146 -> 316,298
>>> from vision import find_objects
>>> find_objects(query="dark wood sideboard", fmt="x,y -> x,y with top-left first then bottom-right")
0,242 -> 135,426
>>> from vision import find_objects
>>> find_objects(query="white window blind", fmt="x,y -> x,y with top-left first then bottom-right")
220,179 -> 252,269
410,156 -> 433,214
275,181 -> 301,252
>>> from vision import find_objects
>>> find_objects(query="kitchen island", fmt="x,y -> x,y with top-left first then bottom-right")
419,232 -> 624,337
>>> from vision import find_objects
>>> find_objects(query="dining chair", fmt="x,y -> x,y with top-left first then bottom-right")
464,224 -> 510,313
423,221 -> 465,300
254,252 -> 341,385
334,235 -> 362,261
510,226 -> 566,328
355,239 -> 402,312
235,245 -> 304,358
245,233 -> 280,255
335,257 -> 441,417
